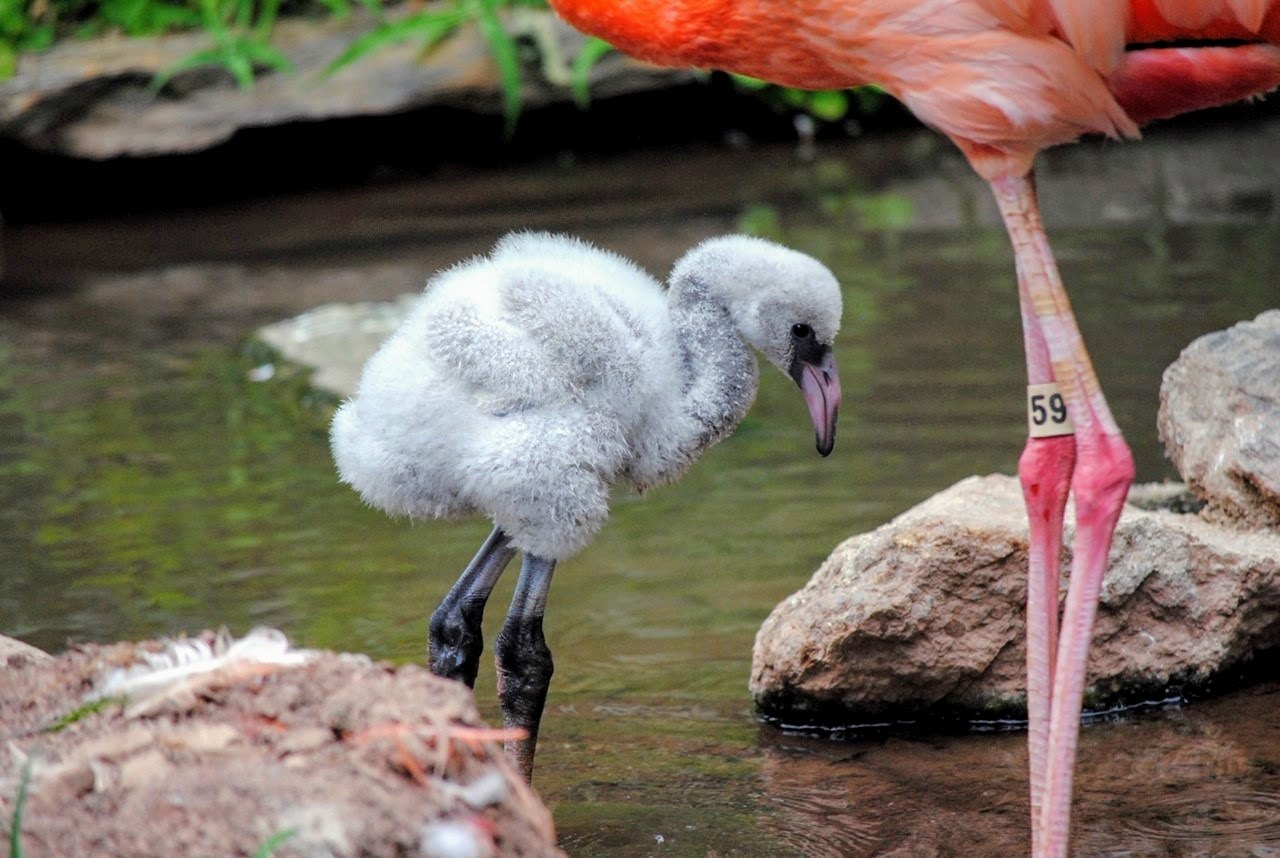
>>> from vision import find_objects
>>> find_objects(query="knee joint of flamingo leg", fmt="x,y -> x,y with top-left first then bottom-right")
1070,433 -> 1136,525
428,602 -> 485,685
1017,436 -> 1076,519
495,621 -> 554,715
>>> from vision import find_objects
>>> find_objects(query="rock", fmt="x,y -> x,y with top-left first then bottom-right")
1159,309 -> 1280,530
257,295 -> 418,397
750,474 -> 1280,726
0,630 -> 563,858
1,633 -> 51,667
0,9 -> 692,158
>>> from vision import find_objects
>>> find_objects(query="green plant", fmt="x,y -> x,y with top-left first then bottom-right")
0,0 -> 53,77
3,0 -> 885,131
324,1 -> 461,75
732,74 -> 888,124
99,0 -> 200,35
325,0 -> 614,132
469,0 -> 521,131
152,0 -> 293,89
42,696 -> 126,733
7,755 -> 32,858
250,827 -> 298,858
309,0 -> 375,22
569,34 -> 609,107
326,0 -> 527,133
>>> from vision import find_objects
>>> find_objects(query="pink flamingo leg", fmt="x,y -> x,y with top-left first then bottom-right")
990,172 -> 1135,858
1019,436 -> 1073,841
1040,433 -> 1132,855
998,172 -> 1074,852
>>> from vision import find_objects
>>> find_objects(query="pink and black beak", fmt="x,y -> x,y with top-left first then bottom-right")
788,325 -> 841,456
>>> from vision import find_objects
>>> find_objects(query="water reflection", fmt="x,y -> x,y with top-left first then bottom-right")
1,117 -> 1279,854
757,684 -> 1280,856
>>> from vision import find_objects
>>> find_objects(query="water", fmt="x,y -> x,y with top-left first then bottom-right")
2,117 -> 1279,855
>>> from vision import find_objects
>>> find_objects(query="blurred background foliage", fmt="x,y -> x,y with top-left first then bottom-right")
1,0 -> 879,129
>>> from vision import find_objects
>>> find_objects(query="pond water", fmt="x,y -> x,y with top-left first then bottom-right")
2,115 -> 1280,856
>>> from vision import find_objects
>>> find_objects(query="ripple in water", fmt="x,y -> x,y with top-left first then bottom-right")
762,792 -> 883,858
1122,789 -> 1280,855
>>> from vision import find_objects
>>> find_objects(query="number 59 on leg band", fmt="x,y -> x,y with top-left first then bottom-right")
1027,383 -> 1074,437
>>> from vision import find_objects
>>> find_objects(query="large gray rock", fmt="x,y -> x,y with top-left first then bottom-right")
0,9 -> 691,157
1159,309 -> 1280,529
750,474 -> 1280,725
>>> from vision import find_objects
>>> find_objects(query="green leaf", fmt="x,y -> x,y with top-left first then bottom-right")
196,0 -> 227,34
9,755 -> 32,858
238,37 -> 292,72
20,23 -> 54,50
312,0 -> 351,22
43,696 -> 125,733
807,89 -> 848,122
570,36 -> 610,109
151,4 -> 202,30
101,0 -> 145,33
780,88 -> 806,109
234,0 -> 254,33
251,829 -> 298,858
151,45 -> 227,90
469,0 -> 521,135
729,73 -> 769,91
252,0 -> 282,42
0,0 -> 20,29
225,49 -> 255,87
324,8 -> 462,76
853,84 -> 886,113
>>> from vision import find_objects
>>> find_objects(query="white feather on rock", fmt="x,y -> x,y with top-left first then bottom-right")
93,627 -> 313,703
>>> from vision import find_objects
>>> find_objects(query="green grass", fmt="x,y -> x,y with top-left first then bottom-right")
4,698 -> 127,857
4,0 -> 883,133
150,0 -> 293,90
41,696 -> 126,734
1,0 -> 598,129
732,73 -> 888,124
251,828 -> 297,858
6,756 -> 31,858
323,0 -> 527,132
2,0 -> 539,98
321,0 -> 611,133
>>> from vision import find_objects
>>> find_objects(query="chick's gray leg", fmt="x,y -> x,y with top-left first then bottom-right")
495,553 -> 556,782
428,527 -> 517,687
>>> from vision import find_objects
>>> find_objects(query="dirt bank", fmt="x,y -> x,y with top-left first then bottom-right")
1,629 -> 564,857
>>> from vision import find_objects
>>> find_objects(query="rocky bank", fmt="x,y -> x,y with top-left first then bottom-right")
752,310 -> 1280,726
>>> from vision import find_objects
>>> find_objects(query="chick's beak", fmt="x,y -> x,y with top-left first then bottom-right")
797,349 -> 840,456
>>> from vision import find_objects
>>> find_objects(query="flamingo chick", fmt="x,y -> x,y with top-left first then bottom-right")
331,232 -> 843,780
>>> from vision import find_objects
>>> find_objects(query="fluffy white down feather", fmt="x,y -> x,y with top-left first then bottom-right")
331,232 -> 840,559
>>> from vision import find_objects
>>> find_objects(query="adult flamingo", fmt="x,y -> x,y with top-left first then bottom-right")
542,1 -> 1280,854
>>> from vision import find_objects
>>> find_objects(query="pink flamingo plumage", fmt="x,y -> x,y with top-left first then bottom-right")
542,1 -> 1280,854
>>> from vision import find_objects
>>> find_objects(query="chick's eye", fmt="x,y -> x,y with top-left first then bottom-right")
791,323 -> 813,339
